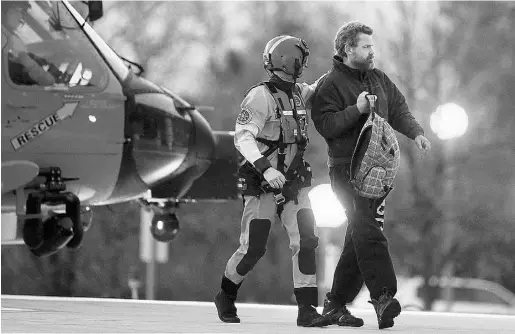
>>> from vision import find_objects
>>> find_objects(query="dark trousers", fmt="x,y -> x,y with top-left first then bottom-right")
329,164 -> 397,303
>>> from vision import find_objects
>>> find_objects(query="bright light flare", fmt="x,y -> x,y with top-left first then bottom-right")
156,220 -> 164,230
430,103 -> 468,140
308,184 -> 347,228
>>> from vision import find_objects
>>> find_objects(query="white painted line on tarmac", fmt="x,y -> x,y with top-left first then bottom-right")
1,294 -> 297,310
3,294 -> 515,319
1,307 -> 35,312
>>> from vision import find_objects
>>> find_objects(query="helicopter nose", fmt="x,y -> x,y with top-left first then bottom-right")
107,90 -> 215,202
149,106 -> 221,200
130,93 -> 208,185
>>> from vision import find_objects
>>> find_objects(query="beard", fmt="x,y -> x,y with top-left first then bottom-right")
351,55 -> 375,71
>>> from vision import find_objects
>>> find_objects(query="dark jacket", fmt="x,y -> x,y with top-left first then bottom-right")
312,56 -> 424,166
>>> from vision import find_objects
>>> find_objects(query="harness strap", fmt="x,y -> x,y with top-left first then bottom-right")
276,129 -> 287,174
262,82 -> 289,174
256,138 -> 280,158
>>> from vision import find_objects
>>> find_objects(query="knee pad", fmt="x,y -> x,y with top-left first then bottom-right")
297,209 -> 318,275
236,219 -> 271,276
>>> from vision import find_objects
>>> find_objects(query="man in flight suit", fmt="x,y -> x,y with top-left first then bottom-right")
213,35 -> 332,327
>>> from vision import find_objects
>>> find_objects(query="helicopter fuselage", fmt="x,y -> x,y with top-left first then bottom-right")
1,0 -> 231,255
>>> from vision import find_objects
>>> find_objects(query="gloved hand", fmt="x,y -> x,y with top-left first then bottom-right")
263,167 -> 286,189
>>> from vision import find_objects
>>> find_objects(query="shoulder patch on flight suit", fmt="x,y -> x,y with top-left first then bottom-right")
236,108 -> 252,125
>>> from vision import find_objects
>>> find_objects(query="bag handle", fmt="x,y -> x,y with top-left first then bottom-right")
366,94 -> 377,120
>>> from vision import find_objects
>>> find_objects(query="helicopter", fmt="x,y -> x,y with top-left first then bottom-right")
1,0 -> 239,258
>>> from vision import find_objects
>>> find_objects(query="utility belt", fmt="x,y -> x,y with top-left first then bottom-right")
238,158 -> 312,206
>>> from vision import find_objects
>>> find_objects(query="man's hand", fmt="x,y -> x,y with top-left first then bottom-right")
263,167 -> 286,189
415,135 -> 431,156
357,91 -> 371,114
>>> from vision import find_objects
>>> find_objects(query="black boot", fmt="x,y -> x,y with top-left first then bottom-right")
322,292 -> 364,327
214,276 -> 241,323
294,287 -> 331,327
214,290 -> 240,323
369,289 -> 401,329
297,304 -> 331,327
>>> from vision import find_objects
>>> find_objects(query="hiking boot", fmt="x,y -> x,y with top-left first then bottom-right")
214,290 -> 240,323
322,293 -> 364,327
297,304 -> 332,327
369,290 -> 401,329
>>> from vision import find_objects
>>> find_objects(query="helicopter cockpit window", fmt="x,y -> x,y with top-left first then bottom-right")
1,1 -> 107,89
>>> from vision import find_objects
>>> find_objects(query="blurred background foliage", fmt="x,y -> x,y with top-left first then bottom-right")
2,1 -> 515,309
